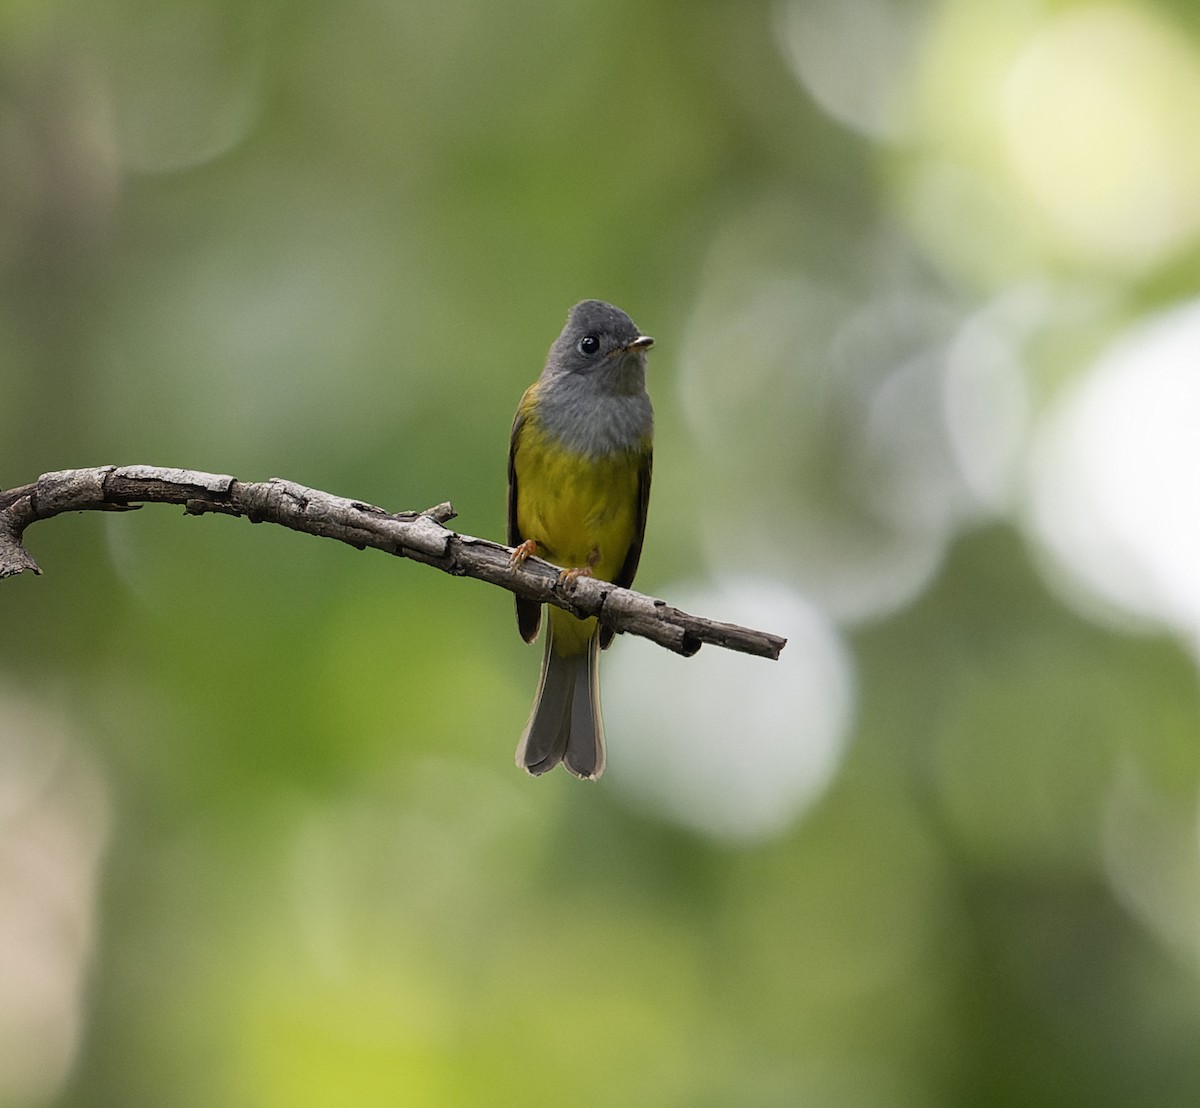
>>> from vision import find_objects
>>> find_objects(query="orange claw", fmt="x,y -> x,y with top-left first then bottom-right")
559,545 -> 600,585
509,538 -> 539,569
558,565 -> 594,585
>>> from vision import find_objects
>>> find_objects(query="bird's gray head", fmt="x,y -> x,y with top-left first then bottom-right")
545,300 -> 654,393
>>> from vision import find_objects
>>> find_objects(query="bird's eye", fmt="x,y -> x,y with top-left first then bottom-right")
577,334 -> 600,356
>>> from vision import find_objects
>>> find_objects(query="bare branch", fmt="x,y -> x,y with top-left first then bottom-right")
0,465 -> 787,660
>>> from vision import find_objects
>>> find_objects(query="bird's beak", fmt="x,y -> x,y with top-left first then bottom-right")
625,335 -> 654,352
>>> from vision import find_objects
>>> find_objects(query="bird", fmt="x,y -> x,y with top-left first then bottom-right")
507,300 -> 654,779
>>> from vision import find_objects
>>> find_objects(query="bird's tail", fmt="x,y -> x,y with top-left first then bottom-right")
516,614 -> 605,780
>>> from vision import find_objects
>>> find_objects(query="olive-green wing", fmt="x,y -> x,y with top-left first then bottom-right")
600,447 -> 652,650
508,402 -> 542,644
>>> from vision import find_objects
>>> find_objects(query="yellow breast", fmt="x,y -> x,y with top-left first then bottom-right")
513,418 -> 644,583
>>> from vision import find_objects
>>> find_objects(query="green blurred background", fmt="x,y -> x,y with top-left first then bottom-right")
4,0 -> 1200,1104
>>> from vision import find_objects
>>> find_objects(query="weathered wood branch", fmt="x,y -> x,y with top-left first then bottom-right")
0,466 -> 787,660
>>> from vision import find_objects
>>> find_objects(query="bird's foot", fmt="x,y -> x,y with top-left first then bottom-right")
557,564 -> 594,586
558,544 -> 600,587
509,539 -> 539,570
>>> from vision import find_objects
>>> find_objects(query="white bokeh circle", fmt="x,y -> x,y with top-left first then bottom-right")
604,578 -> 854,843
